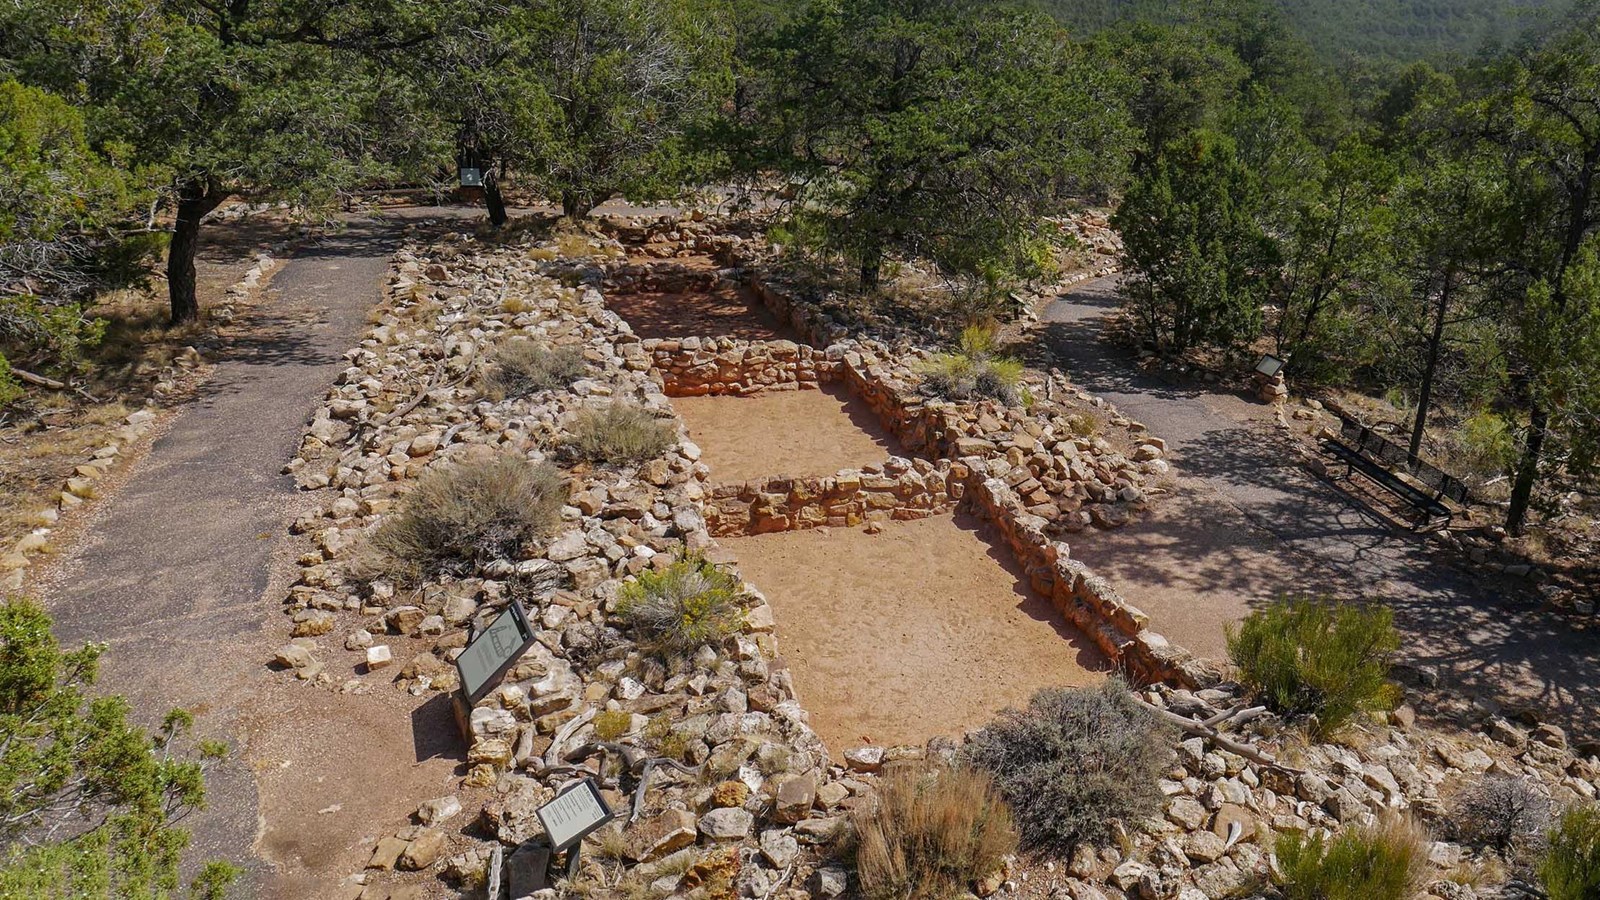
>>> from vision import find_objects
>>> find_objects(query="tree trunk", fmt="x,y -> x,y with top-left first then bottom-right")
484,173 -> 508,228
1409,275 -> 1451,458
167,181 -> 227,325
1506,403 -> 1547,535
859,243 -> 883,289
561,191 -> 586,219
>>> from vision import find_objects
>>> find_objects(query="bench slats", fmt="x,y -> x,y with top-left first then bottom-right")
1324,407 -> 1472,512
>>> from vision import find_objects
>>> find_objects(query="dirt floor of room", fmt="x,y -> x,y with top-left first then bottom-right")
672,383 -> 903,484
606,282 -> 799,342
723,511 -> 1108,752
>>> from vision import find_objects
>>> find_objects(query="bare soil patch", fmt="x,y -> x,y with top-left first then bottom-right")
1063,483 -> 1344,660
606,282 -> 799,342
723,511 -> 1108,751
673,383 -> 902,484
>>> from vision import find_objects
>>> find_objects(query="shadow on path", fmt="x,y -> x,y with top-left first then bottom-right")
33,209 -> 482,896
1040,276 -> 1600,738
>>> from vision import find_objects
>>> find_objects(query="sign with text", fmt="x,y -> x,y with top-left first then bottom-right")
537,778 -> 614,851
454,601 -> 536,703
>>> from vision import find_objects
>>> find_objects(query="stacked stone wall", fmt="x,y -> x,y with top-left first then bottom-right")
703,458 -> 966,537
963,461 -> 1214,688
647,337 -> 838,397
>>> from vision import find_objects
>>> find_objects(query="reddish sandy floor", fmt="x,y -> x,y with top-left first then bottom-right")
606,282 -> 799,342
673,383 -> 903,484
724,512 -> 1108,752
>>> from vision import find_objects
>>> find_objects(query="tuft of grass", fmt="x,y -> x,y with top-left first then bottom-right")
484,340 -> 587,400
1063,412 -> 1098,437
367,453 -> 566,582
590,825 -> 630,861
566,404 -> 676,467
1275,815 -> 1428,900
644,714 -> 691,761
1227,597 -> 1399,739
592,709 -> 633,743
918,325 -> 1024,405
963,679 -> 1170,854
852,765 -> 1017,900
616,556 -> 743,656
1539,805 -> 1600,900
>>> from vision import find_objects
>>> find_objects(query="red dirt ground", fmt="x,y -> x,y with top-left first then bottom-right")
606,282 -> 800,342
723,511 -> 1109,753
672,383 -> 904,484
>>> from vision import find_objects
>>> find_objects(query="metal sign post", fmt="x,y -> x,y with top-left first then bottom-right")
535,778 -> 614,883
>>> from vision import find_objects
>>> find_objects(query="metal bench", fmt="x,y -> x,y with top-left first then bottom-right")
1322,415 -> 1469,528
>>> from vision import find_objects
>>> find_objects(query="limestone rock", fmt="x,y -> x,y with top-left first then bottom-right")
698,807 -> 754,842
627,809 -> 697,862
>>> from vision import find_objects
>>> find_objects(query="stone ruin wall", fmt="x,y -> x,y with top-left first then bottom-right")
645,337 -> 835,397
603,261 -> 1213,688
964,467 -> 1214,689
703,458 -> 964,536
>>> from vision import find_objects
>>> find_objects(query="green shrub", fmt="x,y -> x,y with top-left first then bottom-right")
616,556 -> 744,655
963,680 -> 1170,853
919,326 -> 1025,406
1540,805 -> 1600,900
484,340 -> 587,399
566,403 -> 676,466
853,766 -> 1017,900
0,597 -> 239,900
369,453 -> 566,581
1226,598 -> 1398,739
1456,409 -> 1518,480
1275,815 -> 1427,900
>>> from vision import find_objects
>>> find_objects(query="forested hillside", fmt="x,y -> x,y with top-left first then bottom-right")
1038,0 -> 1574,61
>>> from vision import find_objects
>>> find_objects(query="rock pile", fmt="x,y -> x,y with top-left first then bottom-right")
278,227 -> 866,897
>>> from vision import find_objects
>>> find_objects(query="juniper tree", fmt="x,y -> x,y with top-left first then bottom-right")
0,0 -> 435,324
748,0 -> 1133,287
0,597 -> 234,898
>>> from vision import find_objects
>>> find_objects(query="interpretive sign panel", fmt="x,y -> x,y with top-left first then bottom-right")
536,778 -> 614,851
454,601 -> 536,703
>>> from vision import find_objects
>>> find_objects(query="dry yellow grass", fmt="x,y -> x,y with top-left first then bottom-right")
853,766 -> 1017,900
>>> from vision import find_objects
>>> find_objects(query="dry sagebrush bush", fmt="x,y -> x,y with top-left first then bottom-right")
853,766 -> 1017,900
484,340 -> 587,399
1275,815 -> 1428,900
566,403 -> 676,467
368,453 -> 566,581
616,556 -> 743,655
1227,597 -> 1399,739
1451,775 -> 1552,858
963,680 -> 1170,853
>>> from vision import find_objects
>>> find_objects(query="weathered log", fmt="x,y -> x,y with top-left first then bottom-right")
11,367 -> 65,390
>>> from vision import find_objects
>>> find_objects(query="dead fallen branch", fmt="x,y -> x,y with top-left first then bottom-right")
11,367 -> 65,390
1134,697 -> 1301,775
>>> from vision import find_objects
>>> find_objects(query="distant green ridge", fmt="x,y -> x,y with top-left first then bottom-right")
1035,0 -> 1576,62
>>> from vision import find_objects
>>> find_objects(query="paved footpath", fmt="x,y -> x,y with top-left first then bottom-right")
34,216 -> 467,897
1040,276 -> 1600,739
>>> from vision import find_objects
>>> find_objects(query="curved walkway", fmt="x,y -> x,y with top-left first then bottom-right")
1039,276 -> 1600,739
33,214 -> 467,897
